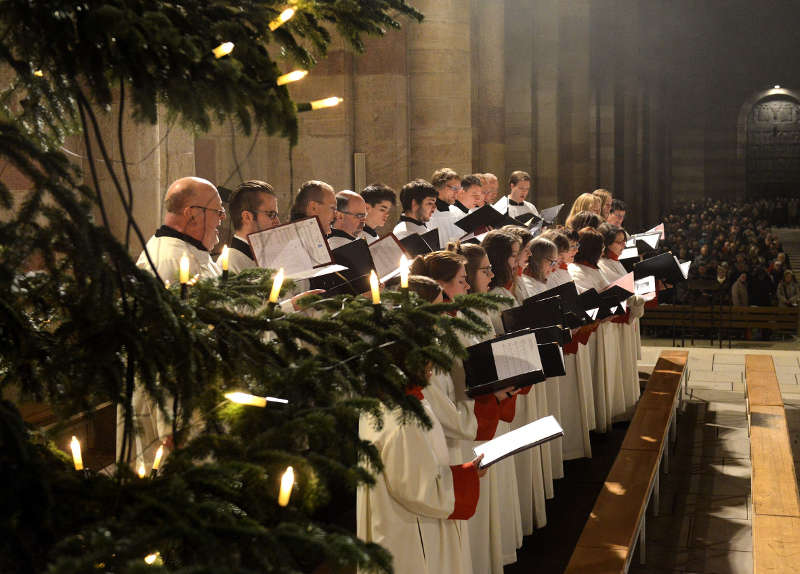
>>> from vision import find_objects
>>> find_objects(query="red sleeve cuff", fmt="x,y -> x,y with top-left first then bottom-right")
518,384 -> 533,395
448,463 -> 480,520
498,394 -> 517,422
473,395 -> 500,441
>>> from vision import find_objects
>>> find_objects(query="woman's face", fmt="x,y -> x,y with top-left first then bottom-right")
608,232 -> 626,257
561,242 -> 578,265
439,264 -> 469,299
471,255 -> 494,293
592,198 -> 602,214
540,251 -> 558,279
601,200 -> 611,219
508,241 -> 521,276
516,243 -> 531,271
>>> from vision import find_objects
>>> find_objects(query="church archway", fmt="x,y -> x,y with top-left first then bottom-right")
741,90 -> 800,198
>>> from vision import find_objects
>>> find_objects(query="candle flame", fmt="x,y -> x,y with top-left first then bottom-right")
399,254 -> 409,289
212,42 -> 234,59
137,462 -> 146,479
70,436 -> 83,471
269,7 -> 296,31
269,268 -> 285,303
179,253 -> 190,284
152,444 -> 164,471
276,69 -> 308,86
220,244 -> 230,271
369,270 -> 380,304
278,466 -> 295,506
310,96 -> 343,110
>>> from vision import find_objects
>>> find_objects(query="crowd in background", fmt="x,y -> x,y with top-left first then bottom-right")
661,197 -> 799,308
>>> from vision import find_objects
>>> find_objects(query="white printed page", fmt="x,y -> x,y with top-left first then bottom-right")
473,415 -> 563,468
249,218 -> 330,274
490,333 -> 542,380
634,275 -> 656,296
368,235 -> 405,279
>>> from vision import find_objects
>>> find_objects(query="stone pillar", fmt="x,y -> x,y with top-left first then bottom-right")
504,0 -> 534,189
532,0 -> 560,208
407,0 -> 472,180
473,0 -> 505,177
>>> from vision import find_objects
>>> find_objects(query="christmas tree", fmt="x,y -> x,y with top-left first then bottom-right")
0,1 -> 509,572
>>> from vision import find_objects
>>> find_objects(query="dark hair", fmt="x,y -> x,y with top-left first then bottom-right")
461,174 -> 482,191
509,170 -> 531,186
574,227 -> 604,267
228,180 -> 275,230
399,179 -> 437,212
409,251 -> 466,282
290,180 -> 332,221
431,168 -> 460,190
598,222 -> 623,250
407,275 -> 443,302
610,198 -> 627,213
502,225 -> 533,249
361,183 -> 396,206
528,237 -> 558,282
482,230 -> 520,289
540,229 -> 570,253
447,242 -> 487,292
567,210 -> 602,231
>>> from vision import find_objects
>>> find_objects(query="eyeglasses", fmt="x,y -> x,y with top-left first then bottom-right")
338,210 -> 367,220
190,205 -> 226,219
446,184 -> 462,192
547,258 -> 558,267
251,209 -> 279,220
478,265 -> 493,276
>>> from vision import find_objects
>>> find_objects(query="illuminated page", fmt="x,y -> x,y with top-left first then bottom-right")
634,275 -> 656,296
490,333 -> 542,379
248,218 -> 331,275
474,415 -> 563,468
369,234 -> 405,280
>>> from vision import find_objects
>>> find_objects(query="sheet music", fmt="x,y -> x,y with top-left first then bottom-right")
607,271 -> 634,294
288,264 -> 348,280
586,308 -> 599,320
249,218 -> 330,274
678,259 -> 691,279
626,231 -> 660,249
647,222 -> 665,239
493,195 -> 509,214
539,203 -> 564,223
620,246 -> 639,260
428,212 -> 464,244
473,415 -> 563,468
369,235 -> 404,279
634,275 -> 656,296
490,333 -> 542,379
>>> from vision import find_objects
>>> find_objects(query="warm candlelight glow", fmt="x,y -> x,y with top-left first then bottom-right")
269,7 -> 296,31
276,69 -> 308,86
399,254 -> 409,289
212,42 -> 234,59
137,462 -> 146,479
278,466 -> 295,506
33,69 -> 44,77
152,444 -> 164,471
369,270 -> 380,304
144,552 -> 160,565
220,245 -> 230,271
179,253 -> 190,284
310,96 -> 343,110
70,436 -> 83,471
225,392 -> 289,407
268,268 -> 285,303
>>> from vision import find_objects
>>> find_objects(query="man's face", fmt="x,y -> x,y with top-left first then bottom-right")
338,195 -> 367,237
415,197 -> 437,222
460,185 -> 483,210
484,179 -> 499,204
243,193 -> 280,236
607,210 -> 625,226
310,188 -> 337,235
510,180 -> 530,202
188,185 -> 225,251
365,200 -> 392,230
440,178 -> 461,204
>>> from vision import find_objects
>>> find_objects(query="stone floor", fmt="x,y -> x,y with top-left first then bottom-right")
508,344 -> 800,574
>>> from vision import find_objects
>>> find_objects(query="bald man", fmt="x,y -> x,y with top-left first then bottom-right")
328,190 -> 367,249
289,180 -> 338,236
136,177 -> 223,282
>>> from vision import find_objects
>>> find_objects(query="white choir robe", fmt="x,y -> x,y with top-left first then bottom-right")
218,236 -> 257,274
569,262 -> 625,432
360,225 -> 381,244
599,256 -> 641,418
357,396 -> 479,574
392,217 -> 430,239
326,230 -> 357,250
489,285 -> 548,533
429,209 -> 466,245
547,265 -> 593,461
514,274 -> 564,483
506,199 -> 539,221
136,233 -> 221,284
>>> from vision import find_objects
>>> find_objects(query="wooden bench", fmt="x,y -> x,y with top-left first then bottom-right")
745,355 -> 800,574
564,350 -> 688,574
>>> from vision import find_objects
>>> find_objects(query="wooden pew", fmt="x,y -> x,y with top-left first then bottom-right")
745,355 -> 800,574
564,350 -> 688,574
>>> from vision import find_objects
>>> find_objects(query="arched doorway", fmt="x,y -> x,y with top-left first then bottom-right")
746,94 -> 800,198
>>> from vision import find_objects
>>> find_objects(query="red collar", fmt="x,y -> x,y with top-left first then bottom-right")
406,386 -> 424,400
605,250 -> 620,261
574,260 -> 599,270
558,262 -> 569,271
504,280 -> 515,291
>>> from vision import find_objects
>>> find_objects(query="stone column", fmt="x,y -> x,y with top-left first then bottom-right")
407,0 -> 472,180
504,0 -> 534,189
532,0 -> 560,208
473,0 -> 505,177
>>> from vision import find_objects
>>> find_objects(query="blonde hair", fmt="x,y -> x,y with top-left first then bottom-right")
566,193 -> 600,223
592,188 -> 612,214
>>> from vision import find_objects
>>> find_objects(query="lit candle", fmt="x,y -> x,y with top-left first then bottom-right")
70,436 -> 83,471
276,70 -> 308,86
399,254 -> 409,289
278,466 -> 295,506
220,245 -> 229,281
212,42 -> 234,59
225,392 -> 288,406
268,268 -> 284,304
137,462 -> 146,479
310,96 -> 343,110
152,444 -> 164,472
269,7 -> 296,31
144,552 -> 160,565
33,69 -> 44,77
179,253 -> 190,284
369,270 -> 380,305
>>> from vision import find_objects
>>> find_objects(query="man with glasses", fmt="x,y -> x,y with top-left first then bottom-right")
289,180 -> 339,236
328,190 -> 367,249
136,176 -> 223,282
429,167 -> 466,243
221,180 -> 281,273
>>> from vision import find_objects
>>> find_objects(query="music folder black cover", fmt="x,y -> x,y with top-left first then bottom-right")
532,325 -> 572,347
633,252 -> 690,284
421,228 -> 441,251
538,342 -> 567,378
538,203 -> 565,224
399,233 -> 433,257
528,281 -> 592,327
454,204 -> 520,234
464,328 -> 545,398
515,212 -> 543,228
309,238 -> 374,295
500,296 -> 564,334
